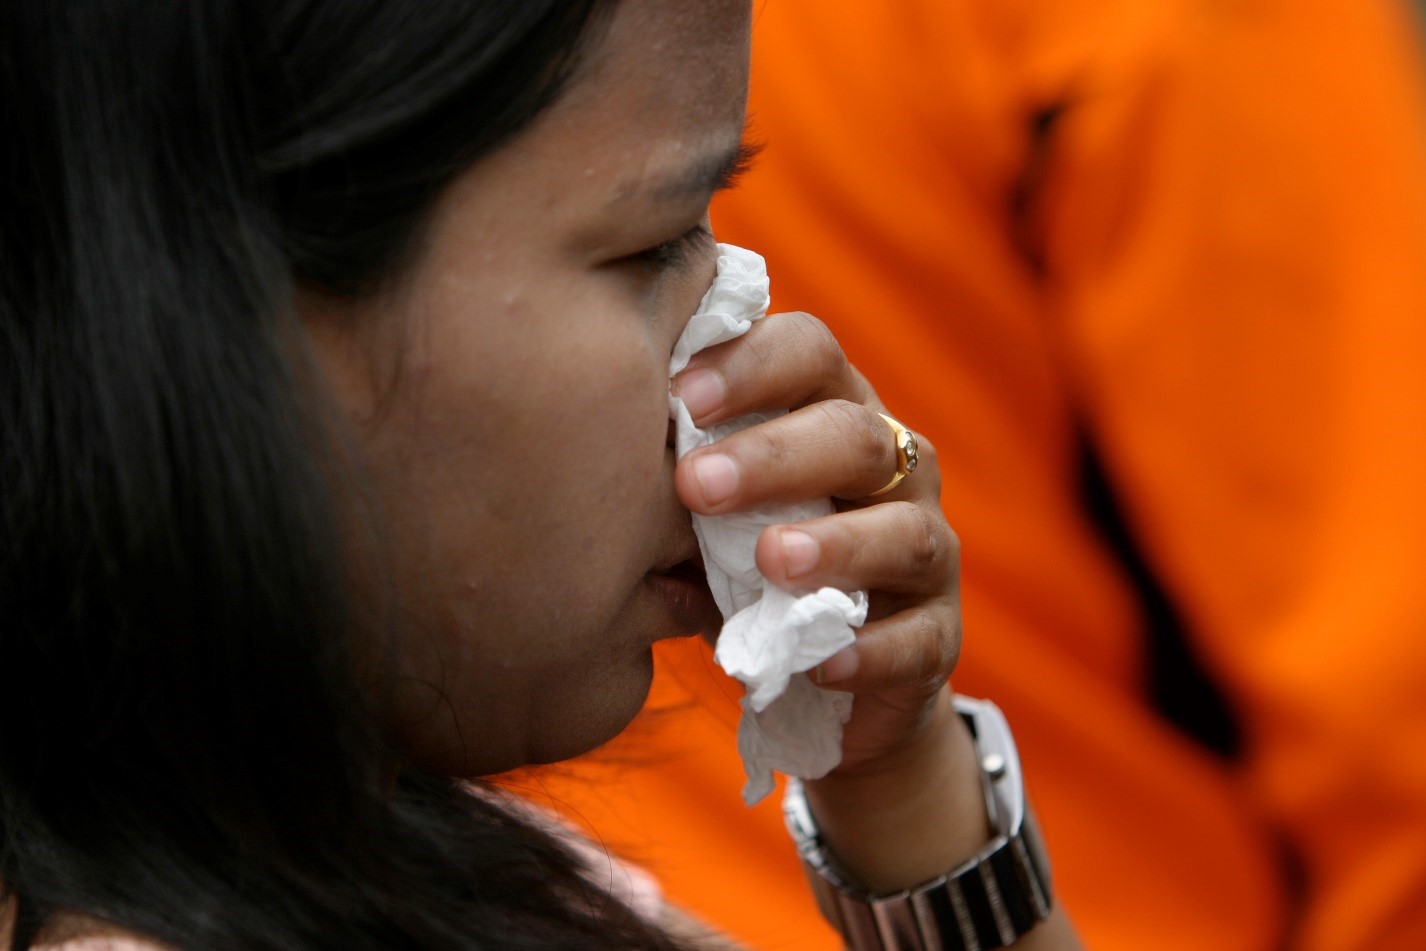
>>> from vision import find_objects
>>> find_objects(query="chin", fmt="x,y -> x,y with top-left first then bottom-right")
530,648 -> 658,766
426,648 -> 659,776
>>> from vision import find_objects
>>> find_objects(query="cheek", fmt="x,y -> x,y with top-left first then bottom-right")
535,335 -> 671,556
391,284 -> 673,608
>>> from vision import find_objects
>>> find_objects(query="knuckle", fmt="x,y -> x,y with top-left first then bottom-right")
885,628 -> 921,683
898,503 -> 944,574
739,321 -> 783,372
820,399 -> 886,464
906,611 -> 954,688
785,310 -> 838,353
785,311 -> 851,385
754,420 -> 795,472
863,609 -> 959,690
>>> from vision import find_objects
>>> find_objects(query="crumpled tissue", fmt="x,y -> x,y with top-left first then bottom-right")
668,243 -> 868,806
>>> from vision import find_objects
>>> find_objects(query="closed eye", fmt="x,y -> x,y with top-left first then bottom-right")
623,139 -> 760,272
631,222 -> 714,270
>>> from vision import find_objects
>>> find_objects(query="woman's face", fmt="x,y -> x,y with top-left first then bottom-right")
304,0 -> 750,775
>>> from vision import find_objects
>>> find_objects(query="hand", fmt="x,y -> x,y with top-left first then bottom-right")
673,311 -> 1082,945
671,309 -> 961,776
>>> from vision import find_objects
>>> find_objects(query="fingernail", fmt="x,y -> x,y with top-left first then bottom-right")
675,368 -> 726,421
691,453 -> 739,507
815,647 -> 859,685
779,529 -> 819,578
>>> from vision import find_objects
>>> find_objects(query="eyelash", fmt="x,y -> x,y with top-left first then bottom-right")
633,222 -> 713,270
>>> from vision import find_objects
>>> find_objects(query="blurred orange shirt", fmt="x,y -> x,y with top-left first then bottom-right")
523,1 -> 1426,948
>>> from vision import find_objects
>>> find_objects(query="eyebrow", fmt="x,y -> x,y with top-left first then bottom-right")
642,138 -> 765,203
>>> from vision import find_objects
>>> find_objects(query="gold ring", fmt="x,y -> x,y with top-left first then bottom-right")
869,412 -> 919,496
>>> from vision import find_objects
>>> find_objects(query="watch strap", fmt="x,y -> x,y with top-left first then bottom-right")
783,696 -> 1052,951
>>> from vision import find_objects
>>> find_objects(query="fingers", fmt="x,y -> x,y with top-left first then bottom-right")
754,503 -> 957,596
672,311 -> 876,425
670,308 -> 960,699
753,503 -> 962,694
676,400 -> 941,513
814,604 -> 962,694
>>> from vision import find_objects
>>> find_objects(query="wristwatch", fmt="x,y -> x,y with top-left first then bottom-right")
783,696 -> 1053,950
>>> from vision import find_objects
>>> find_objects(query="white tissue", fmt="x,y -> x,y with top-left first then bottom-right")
669,244 -> 868,806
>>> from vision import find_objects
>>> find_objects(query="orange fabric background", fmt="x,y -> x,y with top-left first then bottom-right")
526,1 -> 1426,948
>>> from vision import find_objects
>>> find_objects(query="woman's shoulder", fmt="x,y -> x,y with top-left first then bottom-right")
479,784 -> 748,949
36,941 -> 166,951
2,895 -> 170,951
476,781 -> 665,921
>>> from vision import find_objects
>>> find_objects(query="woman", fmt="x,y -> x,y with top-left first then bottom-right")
0,0 -> 1080,947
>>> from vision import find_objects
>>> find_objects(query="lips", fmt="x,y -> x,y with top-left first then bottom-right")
646,545 -> 720,639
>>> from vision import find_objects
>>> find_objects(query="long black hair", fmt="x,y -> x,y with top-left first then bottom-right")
0,1 -> 683,947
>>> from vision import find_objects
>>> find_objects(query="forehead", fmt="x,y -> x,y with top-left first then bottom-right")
544,0 -> 752,193
575,0 -> 751,95
401,0 -> 751,272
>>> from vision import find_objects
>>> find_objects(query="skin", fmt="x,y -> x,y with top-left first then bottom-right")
305,0 -> 970,779
303,0 -> 1081,945
304,0 -> 750,774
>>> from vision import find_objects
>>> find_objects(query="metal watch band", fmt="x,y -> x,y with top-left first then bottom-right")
783,696 -> 1053,951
